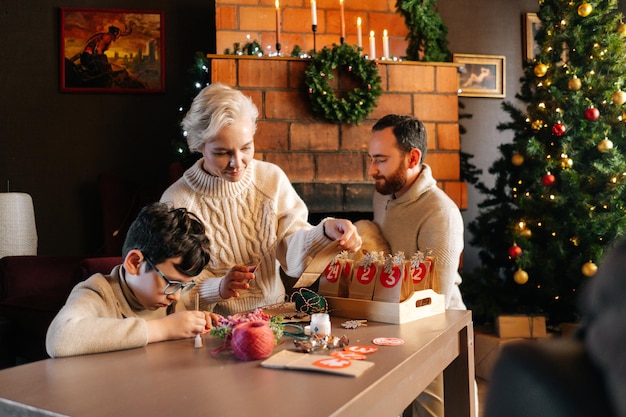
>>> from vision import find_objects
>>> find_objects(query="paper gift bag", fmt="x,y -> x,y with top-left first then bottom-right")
348,251 -> 383,300
408,252 -> 439,293
373,252 -> 413,303
318,253 -> 352,297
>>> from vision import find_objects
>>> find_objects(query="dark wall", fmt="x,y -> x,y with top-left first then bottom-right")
0,0 -> 215,256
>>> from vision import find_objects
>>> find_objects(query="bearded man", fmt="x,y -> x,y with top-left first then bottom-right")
367,114 -> 469,417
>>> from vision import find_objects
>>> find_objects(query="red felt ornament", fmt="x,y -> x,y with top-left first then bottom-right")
508,244 -> 523,258
584,107 -> 600,121
552,123 -> 566,136
230,321 -> 275,361
542,173 -> 556,186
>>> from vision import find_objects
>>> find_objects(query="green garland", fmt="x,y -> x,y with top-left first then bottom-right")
305,43 -> 382,124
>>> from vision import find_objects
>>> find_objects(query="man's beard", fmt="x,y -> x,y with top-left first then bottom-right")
374,160 -> 408,195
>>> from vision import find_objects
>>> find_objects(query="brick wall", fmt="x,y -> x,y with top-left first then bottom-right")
216,0 -> 407,58
209,55 -> 467,212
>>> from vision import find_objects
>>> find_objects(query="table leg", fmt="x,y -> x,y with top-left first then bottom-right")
443,324 -> 476,417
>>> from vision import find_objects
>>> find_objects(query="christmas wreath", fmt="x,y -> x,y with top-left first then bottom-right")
305,43 -> 382,124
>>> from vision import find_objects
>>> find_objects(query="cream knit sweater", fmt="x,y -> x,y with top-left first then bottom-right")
372,164 -> 466,310
161,159 -> 331,315
46,265 -> 165,358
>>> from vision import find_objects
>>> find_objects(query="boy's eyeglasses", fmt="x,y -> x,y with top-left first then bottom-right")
145,258 -> 196,295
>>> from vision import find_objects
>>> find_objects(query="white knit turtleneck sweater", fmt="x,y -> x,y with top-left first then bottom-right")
161,159 -> 331,315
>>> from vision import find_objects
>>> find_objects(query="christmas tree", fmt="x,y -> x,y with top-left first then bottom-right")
464,0 -> 626,326
170,51 -> 210,169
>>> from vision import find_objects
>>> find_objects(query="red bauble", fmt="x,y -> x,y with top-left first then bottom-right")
542,173 -> 556,186
508,244 -> 523,258
584,107 -> 600,121
230,321 -> 275,361
551,123 -> 566,136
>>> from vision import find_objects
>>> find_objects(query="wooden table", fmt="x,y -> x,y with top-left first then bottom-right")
0,310 -> 475,417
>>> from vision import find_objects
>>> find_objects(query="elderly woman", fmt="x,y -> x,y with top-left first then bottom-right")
161,83 -> 362,315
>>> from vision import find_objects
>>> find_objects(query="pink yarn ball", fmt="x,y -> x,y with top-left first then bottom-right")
231,321 -> 275,361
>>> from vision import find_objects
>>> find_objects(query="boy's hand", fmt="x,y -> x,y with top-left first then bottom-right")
201,311 -> 222,331
147,311 -> 208,342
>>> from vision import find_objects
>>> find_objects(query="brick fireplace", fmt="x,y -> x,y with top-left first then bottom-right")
208,55 -> 465,217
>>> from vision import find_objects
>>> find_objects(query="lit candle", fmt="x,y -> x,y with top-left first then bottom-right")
357,17 -> 362,48
383,29 -> 390,59
340,0 -> 346,41
275,0 -> 281,46
311,0 -> 317,26
369,30 -> 376,59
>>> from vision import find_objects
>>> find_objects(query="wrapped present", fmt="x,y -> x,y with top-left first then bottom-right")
496,315 -> 547,338
373,252 -> 413,303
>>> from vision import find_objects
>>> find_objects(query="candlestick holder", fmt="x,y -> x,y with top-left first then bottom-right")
276,42 -> 281,56
312,24 -> 317,53
340,37 -> 345,45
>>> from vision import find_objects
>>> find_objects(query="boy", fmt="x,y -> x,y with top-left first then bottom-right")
46,202 -> 220,358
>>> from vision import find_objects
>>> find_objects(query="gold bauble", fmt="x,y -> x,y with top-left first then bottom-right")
612,90 -> 626,105
519,228 -> 532,238
511,153 -> 525,166
598,138 -> 614,152
618,23 -> 626,37
581,261 -> 598,277
560,157 -> 573,169
514,269 -> 529,285
531,120 -> 544,130
578,2 -> 592,17
568,76 -> 582,91
534,63 -> 548,77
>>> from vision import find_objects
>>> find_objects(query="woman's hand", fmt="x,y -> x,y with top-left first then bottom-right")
324,219 -> 363,253
219,265 -> 256,299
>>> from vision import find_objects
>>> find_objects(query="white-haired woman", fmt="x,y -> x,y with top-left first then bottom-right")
161,83 -> 362,315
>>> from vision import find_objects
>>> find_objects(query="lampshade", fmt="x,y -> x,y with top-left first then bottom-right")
0,192 -> 38,257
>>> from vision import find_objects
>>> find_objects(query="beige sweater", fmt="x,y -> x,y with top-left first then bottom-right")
161,159 -> 332,315
46,265 -> 166,358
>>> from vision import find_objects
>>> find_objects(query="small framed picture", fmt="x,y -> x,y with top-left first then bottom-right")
453,54 -> 506,98
60,7 -> 165,93
523,13 -> 542,62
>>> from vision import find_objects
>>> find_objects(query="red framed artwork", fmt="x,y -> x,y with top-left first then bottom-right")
60,8 -> 165,93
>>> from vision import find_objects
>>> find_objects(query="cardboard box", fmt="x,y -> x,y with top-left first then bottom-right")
326,289 -> 445,324
496,315 -> 547,338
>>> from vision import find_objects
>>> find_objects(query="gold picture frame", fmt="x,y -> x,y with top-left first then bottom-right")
453,54 -> 505,98
523,12 -> 542,62
60,7 -> 165,93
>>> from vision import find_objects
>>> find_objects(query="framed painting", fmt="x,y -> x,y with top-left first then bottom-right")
60,8 -> 165,93
453,54 -> 506,98
523,13 -> 542,62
